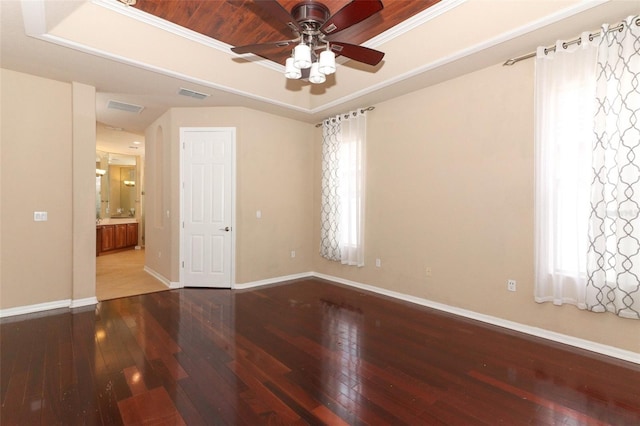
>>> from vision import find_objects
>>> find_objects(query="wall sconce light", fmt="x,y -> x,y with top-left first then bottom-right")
124,180 -> 136,187
96,168 -> 106,176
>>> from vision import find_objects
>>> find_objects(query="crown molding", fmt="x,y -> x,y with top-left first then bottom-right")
92,0 -> 284,72
20,2 -> 312,115
362,0 -> 466,48
92,0 -> 467,72
22,0 -> 612,119
308,0 -> 610,115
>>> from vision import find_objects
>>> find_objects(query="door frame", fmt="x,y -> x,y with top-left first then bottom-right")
179,126 -> 237,288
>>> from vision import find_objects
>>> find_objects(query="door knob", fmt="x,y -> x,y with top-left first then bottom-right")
219,226 -> 230,232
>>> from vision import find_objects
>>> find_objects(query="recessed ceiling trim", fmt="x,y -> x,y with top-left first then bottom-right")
21,0 -> 613,119
91,0 -> 283,73
93,0 -> 467,73
362,0 -> 467,48
310,0 -> 611,116
23,30 -> 311,115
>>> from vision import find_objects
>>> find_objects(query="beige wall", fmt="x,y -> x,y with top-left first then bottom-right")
72,82 -> 97,302
0,71 -> 96,309
1,69 -> 74,308
144,112 -> 172,279
1,65 -> 635,355
144,107 -> 315,284
313,62 -> 639,354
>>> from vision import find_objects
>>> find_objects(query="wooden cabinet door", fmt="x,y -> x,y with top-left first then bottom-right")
101,225 -> 115,252
115,224 -> 127,248
126,223 -> 138,247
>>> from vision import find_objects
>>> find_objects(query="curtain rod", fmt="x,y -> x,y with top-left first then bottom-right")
503,17 -> 639,66
315,106 -> 375,128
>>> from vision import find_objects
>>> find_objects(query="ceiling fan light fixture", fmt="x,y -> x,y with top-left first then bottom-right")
231,0 -> 386,86
318,49 -> 336,75
309,62 -> 326,84
285,57 -> 302,79
293,43 -> 312,69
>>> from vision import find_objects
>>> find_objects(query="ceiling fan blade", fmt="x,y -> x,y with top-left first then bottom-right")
253,0 -> 301,33
320,0 -> 383,35
330,42 -> 384,66
231,40 -> 297,55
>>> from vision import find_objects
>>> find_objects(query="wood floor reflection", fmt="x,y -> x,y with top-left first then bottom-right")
96,248 -> 167,301
1,279 -> 638,424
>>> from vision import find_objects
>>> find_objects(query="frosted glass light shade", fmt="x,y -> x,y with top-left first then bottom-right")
309,62 -> 326,84
284,57 -> 302,79
318,50 -> 336,75
293,44 -> 312,69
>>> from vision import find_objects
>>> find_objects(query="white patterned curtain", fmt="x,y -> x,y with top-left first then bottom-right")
320,118 -> 342,261
320,109 -> 367,266
535,16 -> 640,319
586,16 -> 640,319
534,33 -> 598,308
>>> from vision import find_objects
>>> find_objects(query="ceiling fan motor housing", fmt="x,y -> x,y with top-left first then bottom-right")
292,1 -> 330,33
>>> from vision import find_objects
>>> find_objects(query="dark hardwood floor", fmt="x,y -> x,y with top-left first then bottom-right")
1,278 -> 639,425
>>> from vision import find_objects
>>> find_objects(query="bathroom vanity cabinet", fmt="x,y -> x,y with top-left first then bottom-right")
96,222 -> 138,256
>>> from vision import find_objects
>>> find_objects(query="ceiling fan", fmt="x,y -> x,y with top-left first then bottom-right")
231,0 -> 385,84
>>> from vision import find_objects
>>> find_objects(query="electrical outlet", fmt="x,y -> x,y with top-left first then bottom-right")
375,258 -> 381,267
290,250 -> 296,258
425,267 -> 432,277
507,279 -> 517,292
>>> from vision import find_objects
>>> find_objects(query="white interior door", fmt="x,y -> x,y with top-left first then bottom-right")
181,127 -> 234,288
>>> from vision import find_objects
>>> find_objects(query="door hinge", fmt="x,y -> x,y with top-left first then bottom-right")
182,221 -> 184,228
182,142 -> 185,149
182,261 -> 184,268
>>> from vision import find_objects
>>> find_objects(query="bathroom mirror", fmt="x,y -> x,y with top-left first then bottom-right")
115,166 -> 136,217
96,151 -> 139,219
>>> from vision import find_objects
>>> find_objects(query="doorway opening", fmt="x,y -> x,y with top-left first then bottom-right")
95,123 -> 160,300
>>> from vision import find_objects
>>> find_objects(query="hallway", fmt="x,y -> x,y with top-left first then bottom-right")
96,248 -> 167,301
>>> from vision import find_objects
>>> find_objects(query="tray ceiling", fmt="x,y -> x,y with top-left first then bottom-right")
131,0 -> 441,67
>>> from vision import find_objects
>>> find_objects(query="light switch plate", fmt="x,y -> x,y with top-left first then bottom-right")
34,211 -> 48,221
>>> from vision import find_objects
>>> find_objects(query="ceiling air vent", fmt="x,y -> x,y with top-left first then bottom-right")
107,100 -> 145,114
178,88 -> 210,100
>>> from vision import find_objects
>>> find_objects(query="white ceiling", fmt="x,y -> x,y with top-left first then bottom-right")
2,0 -> 639,155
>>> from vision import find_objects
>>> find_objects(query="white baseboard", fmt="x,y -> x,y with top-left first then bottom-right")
0,299 -> 70,318
0,297 -> 100,319
70,297 -> 98,308
3,270 -> 636,364
311,272 -> 640,365
143,266 -> 178,288
234,272 -> 313,290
